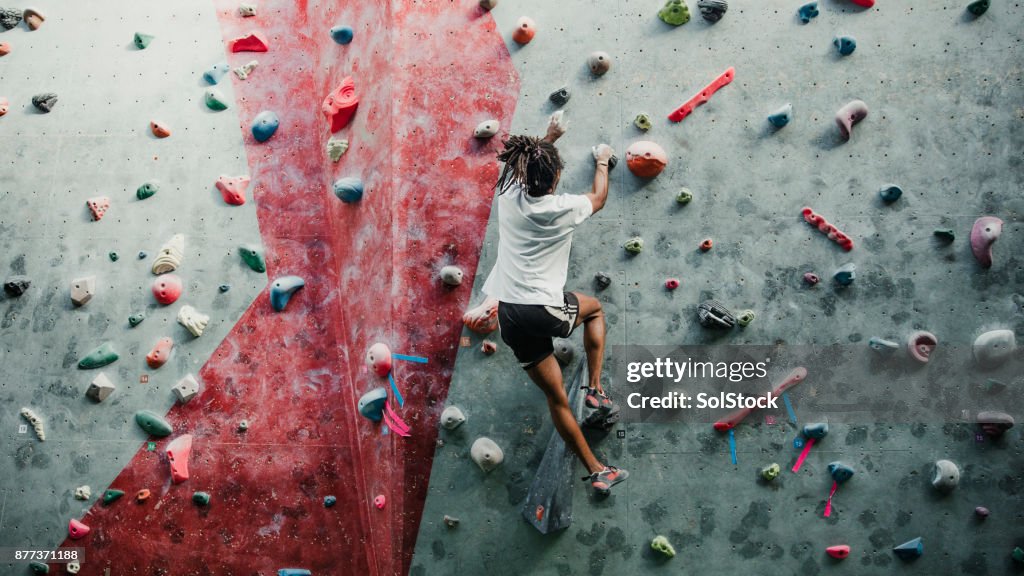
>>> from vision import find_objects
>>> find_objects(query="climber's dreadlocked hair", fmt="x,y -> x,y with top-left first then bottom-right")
494,135 -> 564,197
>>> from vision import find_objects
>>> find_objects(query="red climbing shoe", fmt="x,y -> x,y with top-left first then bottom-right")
584,388 -> 615,411
585,466 -> 629,496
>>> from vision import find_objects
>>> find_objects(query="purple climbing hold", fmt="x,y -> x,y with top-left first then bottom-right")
802,272 -> 819,286
970,216 -> 1002,268
974,506 -> 989,518
835,100 -> 868,139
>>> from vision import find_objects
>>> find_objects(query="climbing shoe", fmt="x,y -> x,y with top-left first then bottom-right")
584,466 -> 629,496
584,388 -> 615,411
582,388 -> 620,430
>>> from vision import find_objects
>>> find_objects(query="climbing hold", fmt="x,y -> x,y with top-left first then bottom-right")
374,495 -> 386,509
698,299 -> 736,328
665,278 -> 680,290
358,388 -> 388,421
74,485 -> 91,500
86,372 -> 116,402
931,459 -> 960,492
826,545 -> 850,559
203,62 -> 230,84
193,491 -> 211,506
237,420 -> 249,432
32,93 -> 57,113
138,251 -> 147,259
229,31 -> 269,52
878,184 -> 902,203
440,265 -> 464,287
470,437 -> 504,472
146,338 -> 173,369
152,274 -> 183,305
833,35 -> 857,56
976,411 -> 1014,437
152,234 -> 185,274
330,25 -> 354,44
624,236 -> 644,254
239,245 -> 267,272
803,272 -> 820,286
327,137 -> 349,162
833,263 -> 856,286
28,562 -> 48,575
803,421 -> 829,439
973,329 -> 1016,368
828,461 -> 855,483
768,103 -> 793,128
134,179 -> 161,200
553,339 -> 575,365
68,518 -> 90,540
177,305 -> 210,337
907,331 -> 938,363
651,535 -> 677,558
970,216 -> 1003,268
698,0 -> 728,22
219,284 -> 231,293
676,188 -> 693,204
216,175 -> 250,206
86,196 -> 111,221
658,0 -> 691,25
0,7 -> 21,29
700,238 -> 713,252
549,86 -> 571,106
761,463 -> 781,481
3,275 -> 30,296
69,276 -> 97,307
332,176 -> 364,203
933,229 -> 955,242
133,32 -> 154,49
323,76 -> 359,132
588,51 -> 612,76
21,408 -> 45,441
802,208 -> 854,251
736,310 -> 756,327
239,3 -> 257,16
798,2 -> 819,23
270,275 -> 305,311
668,67 -> 735,122
167,434 -> 193,483
278,571 -> 312,576
150,120 -> 172,138
367,342 -> 393,377
868,337 -> 899,353
835,100 -> 868,139
625,141 -> 668,178
474,119 -> 499,138
324,495 -> 337,507
22,7 -> 44,30
481,339 -> 497,355
594,272 -> 612,290
0,96 -> 8,116
512,16 -> 536,45
849,0 -> 874,6
0,42 -> 9,56
136,489 -> 152,502
893,537 -> 923,560
135,410 -> 173,437
443,514 -> 460,528
205,88 -> 229,111
108,251 -> 119,262
102,489 -> 125,505
66,562 -> 81,574
634,113 -> 653,131
441,406 -> 467,430
1014,547 -> 1024,564
251,111 -> 279,142
78,342 -> 118,369
234,59 -> 258,80
967,0 -> 990,16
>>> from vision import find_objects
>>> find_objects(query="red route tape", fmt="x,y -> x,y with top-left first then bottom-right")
824,481 -> 839,517
668,67 -> 735,122
384,400 -> 411,437
791,437 -> 815,472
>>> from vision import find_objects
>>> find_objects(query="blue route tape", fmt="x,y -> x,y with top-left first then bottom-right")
728,429 -> 737,465
389,373 -> 405,407
782,392 -> 797,424
393,353 -> 428,364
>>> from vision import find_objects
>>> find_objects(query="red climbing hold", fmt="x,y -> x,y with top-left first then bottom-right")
151,275 -> 183,305
87,197 -> 111,221
512,17 -> 536,45
216,175 -> 250,206
229,31 -> 269,52
665,278 -> 680,290
849,0 -> 875,7
322,77 -> 359,133
0,42 -> 10,56
802,207 -> 853,251
374,495 -> 386,509
0,97 -> 8,116
68,518 -> 91,540
150,121 -> 172,138
166,434 -> 193,484
146,337 -> 173,369
668,67 -> 735,122
699,239 -> 713,252
827,545 -> 851,559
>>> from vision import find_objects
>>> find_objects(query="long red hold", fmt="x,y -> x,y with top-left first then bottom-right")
802,207 -> 853,251
323,77 -> 359,133
668,67 -> 735,122
714,367 -> 807,432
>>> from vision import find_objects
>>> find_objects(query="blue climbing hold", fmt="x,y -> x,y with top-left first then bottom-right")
868,337 -> 900,352
269,276 -> 305,311
803,422 -> 829,439
768,103 -> 792,128
797,1 -> 819,23
833,35 -> 857,56
252,111 -> 280,142
330,25 -> 354,44
203,62 -> 230,85
333,176 -> 364,203
828,461 -> 855,483
833,263 -> 855,286
358,387 -> 388,422
879,184 -> 903,203
324,495 -> 337,507
278,571 -> 312,576
893,537 -> 923,560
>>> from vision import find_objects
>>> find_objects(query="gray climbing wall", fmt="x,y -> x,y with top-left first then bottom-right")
0,0 -> 263,556
413,1 -> 1024,574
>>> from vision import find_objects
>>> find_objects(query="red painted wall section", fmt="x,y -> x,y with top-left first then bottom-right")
55,1 -> 517,575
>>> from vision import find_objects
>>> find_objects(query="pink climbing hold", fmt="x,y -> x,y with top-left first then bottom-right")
229,31 -> 269,52
668,67 -> 735,123
907,331 -> 938,363
68,518 -> 91,540
970,216 -> 1003,269
374,495 -> 386,510
152,274 -> 183,305
802,207 -> 853,251
216,175 -> 250,206
665,278 -> 680,290
481,339 -> 497,355
150,120 -> 172,138
850,0 -> 875,6
835,100 -> 868,140
322,76 -> 359,133
146,337 -> 173,369
803,272 -> 820,285
827,544 -> 851,559
0,42 -> 10,56
366,342 -> 392,377
167,434 -> 193,484
0,97 -> 8,116
87,197 -> 111,221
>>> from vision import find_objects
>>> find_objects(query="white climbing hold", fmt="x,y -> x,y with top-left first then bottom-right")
440,265 -> 464,286
152,234 -> 185,275
74,485 -> 91,500
21,407 -> 45,441
973,329 -> 1016,369
327,137 -> 349,162
470,437 -> 504,472
70,275 -> 96,307
238,2 -> 257,16
931,459 -> 960,492
177,305 -> 210,337
234,59 -> 259,80
66,561 -> 81,574
474,119 -> 499,138
440,406 -> 467,430
173,373 -> 201,403
86,372 -> 116,402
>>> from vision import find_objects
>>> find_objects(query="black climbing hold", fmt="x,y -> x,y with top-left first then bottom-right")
933,229 -> 955,242
219,284 -> 231,293
967,0 -> 990,16
548,86 -> 571,106
697,0 -> 728,22
109,251 -> 119,262
3,275 -> 30,296
0,7 -> 21,30
594,272 -> 612,290
31,93 -> 57,113
138,251 -> 147,259
698,299 -> 736,328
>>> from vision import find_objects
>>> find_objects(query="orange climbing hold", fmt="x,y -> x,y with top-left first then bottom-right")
512,17 -> 536,45
0,42 -> 10,56
322,76 -> 359,133
68,518 -> 91,540
146,337 -> 173,369
167,434 -> 193,484
87,196 -> 111,221
150,121 -> 172,138
625,141 -> 669,178
700,239 -> 713,252
216,175 -> 250,206
229,31 -> 269,52
136,489 -> 151,503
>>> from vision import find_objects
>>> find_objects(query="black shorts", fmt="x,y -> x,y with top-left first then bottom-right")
497,292 -> 580,370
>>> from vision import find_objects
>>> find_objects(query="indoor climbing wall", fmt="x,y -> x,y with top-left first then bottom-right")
414,1 -> 1024,575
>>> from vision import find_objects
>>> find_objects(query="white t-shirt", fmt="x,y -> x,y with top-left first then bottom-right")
482,184 -> 593,306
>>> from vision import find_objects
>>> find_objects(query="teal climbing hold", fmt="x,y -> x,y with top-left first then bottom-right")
358,387 -> 388,422
278,570 -> 312,576
134,32 -> 154,49
967,0 -> 990,16
833,263 -> 855,286
109,251 -> 119,262
29,561 -> 48,574
135,409 -> 173,437
798,1 -> 819,23
137,180 -> 159,200
324,495 -> 337,507
833,35 -> 856,56
933,229 -> 955,242
205,88 -> 229,111
1013,547 -> 1024,563
768,103 -> 792,128
128,313 -> 145,327
203,62 -> 230,85
803,422 -> 829,439
330,25 -> 354,44
78,342 -> 119,369
658,0 -> 690,25
270,276 -> 305,311
333,176 -> 364,203
879,184 -> 902,203
252,111 -> 279,142
192,491 -> 211,506
103,489 -> 125,505
239,245 -> 267,272
868,337 -> 899,352
828,461 -> 855,483
893,537 -> 923,560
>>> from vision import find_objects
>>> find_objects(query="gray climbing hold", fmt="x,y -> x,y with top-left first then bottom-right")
624,236 -> 644,254
973,329 -> 1015,368
931,459 -> 959,492
128,313 -> 145,327
797,1 -> 819,23
358,388 -> 387,421
333,176 -> 364,203
470,437 -> 504,472
0,7 -> 22,30
32,93 -> 57,113
594,272 -> 612,290
549,86 -> 571,106
474,119 -> 499,138
879,184 -> 902,203
977,411 -> 1014,437
803,421 -> 828,439
479,0 -> 498,10
173,374 -> 201,403
270,276 -> 305,311
203,62 -> 230,85
975,506 -> 989,518
109,251 -> 119,262
3,275 -> 30,296
440,265 -> 464,287
443,514 -> 460,528
833,35 -> 856,56
219,284 -> 231,293
86,372 -> 116,402
767,103 -> 792,128
138,251 -> 147,259
828,461 -> 854,483
697,0 -> 728,22
698,299 -> 736,328
893,537 -> 923,560
587,51 -> 611,76
553,338 -> 575,365
440,406 -> 466,430
833,263 -> 855,286
868,337 -> 899,353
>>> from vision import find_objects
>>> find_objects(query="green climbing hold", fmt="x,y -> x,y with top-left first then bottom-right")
239,244 -> 266,273
109,251 -> 119,262
128,313 -> 145,327
1013,547 -> 1024,563
933,229 -> 955,242
761,462 -> 781,481
103,489 -> 125,505
205,88 -> 229,111
651,535 -> 676,558
78,342 -> 119,369
135,409 -> 173,437
634,113 -> 652,131
967,0 -> 990,16
137,180 -> 160,200
676,188 -> 693,204
29,561 -> 49,574
624,236 -> 644,254
737,309 -> 756,327
193,491 -> 211,506
134,32 -> 154,49
658,0 -> 691,25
